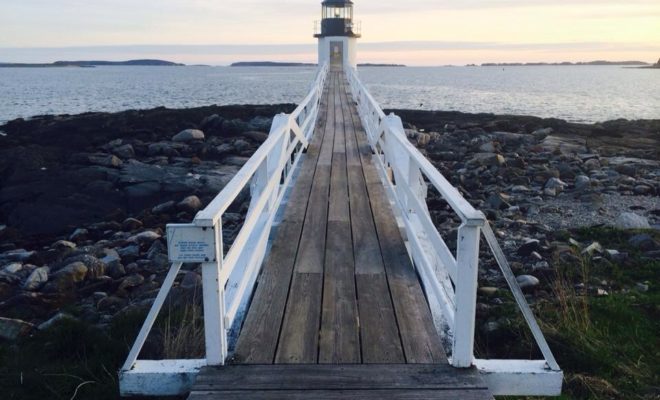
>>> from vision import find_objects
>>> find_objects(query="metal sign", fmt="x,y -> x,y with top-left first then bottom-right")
167,224 -> 217,263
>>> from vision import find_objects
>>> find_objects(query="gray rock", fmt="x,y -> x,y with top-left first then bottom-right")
583,158 -> 601,172
541,135 -> 587,155
106,262 -> 126,279
1,249 -> 35,262
478,287 -> 498,296
517,239 -> 541,256
242,131 -> 269,142
56,262 -> 88,283
97,296 -> 128,312
2,263 -> 23,274
122,218 -> 143,231
124,182 -> 162,198
0,317 -> 34,340
69,228 -> 89,242
233,139 -> 251,152
128,231 -> 162,244
113,144 -> 135,159
247,116 -> 272,131
88,154 -> 123,168
615,212 -> 651,230
635,283 -> 649,292
152,201 -> 176,214
532,127 -> 553,140
119,273 -> 145,290
117,244 -> 140,259
37,313 -> 77,331
178,195 -> 203,213
516,275 -> 540,289
23,266 -> 49,290
63,255 -> 105,279
0,224 -> 6,233
628,234 -> 658,251
575,175 -> 591,191
469,153 -> 506,167
173,129 -> 205,143
545,177 -> 567,192
52,240 -> 76,250
581,242 -> 603,255
100,249 -> 121,268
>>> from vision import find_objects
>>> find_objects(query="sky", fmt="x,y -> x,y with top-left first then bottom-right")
0,0 -> 659,66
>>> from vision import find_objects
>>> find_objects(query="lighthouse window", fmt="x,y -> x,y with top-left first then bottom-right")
324,7 -> 348,19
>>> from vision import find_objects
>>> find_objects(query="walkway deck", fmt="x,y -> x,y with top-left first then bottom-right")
187,69 -> 494,399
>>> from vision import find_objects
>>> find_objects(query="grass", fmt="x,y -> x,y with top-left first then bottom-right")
482,227 -> 659,400
0,291 -> 205,400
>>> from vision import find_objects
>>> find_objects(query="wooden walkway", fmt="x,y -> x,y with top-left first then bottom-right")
188,69 -> 493,399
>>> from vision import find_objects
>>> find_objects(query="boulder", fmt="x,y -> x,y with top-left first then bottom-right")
615,213 -> 651,230
23,266 -> 49,291
113,144 -> 135,159
172,129 -> 205,143
122,217 -> 143,231
178,195 -> 203,213
0,317 -> 34,340
128,230 -> 161,244
574,175 -> 591,191
628,234 -> 658,251
242,131 -> 269,142
88,154 -> 123,168
152,200 -> 176,214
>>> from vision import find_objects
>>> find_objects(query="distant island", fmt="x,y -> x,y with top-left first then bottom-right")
0,59 -> 184,68
480,60 -> 650,67
358,63 -> 406,67
231,61 -> 406,67
231,62 -> 316,67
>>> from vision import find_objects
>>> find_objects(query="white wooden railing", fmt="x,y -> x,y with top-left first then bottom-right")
346,67 -> 562,396
119,63 -> 329,396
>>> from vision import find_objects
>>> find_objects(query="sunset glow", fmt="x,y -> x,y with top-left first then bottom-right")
1,0 -> 658,65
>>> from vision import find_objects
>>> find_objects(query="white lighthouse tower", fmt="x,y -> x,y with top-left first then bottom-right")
314,0 -> 361,69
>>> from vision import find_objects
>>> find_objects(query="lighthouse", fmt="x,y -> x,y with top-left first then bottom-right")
314,0 -> 360,69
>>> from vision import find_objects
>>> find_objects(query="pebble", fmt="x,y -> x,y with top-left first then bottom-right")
516,275 -> 540,289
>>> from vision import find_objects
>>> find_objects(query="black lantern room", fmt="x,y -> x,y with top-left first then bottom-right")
314,0 -> 361,38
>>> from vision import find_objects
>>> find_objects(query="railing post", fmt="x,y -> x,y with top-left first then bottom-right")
452,219 -> 483,368
202,222 -> 227,365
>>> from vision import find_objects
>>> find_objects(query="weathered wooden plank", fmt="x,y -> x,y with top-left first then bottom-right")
193,364 -> 488,389
347,166 -> 383,275
328,155 -> 349,223
319,221 -> 360,364
356,274 -> 405,363
275,272 -> 324,363
189,390 -> 492,400
294,167 -> 331,274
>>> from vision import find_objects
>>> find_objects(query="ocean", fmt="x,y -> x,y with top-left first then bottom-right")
0,65 -> 658,125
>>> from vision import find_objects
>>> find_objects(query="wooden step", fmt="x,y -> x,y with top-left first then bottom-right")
188,364 -> 494,400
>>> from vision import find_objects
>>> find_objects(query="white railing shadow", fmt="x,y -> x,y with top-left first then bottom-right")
345,66 -> 562,397
119,64 -> 329,397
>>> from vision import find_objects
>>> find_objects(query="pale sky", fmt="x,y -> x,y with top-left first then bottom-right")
1,0 -> 659,65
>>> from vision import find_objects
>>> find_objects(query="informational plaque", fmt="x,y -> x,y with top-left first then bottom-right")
166,224 -> 217,263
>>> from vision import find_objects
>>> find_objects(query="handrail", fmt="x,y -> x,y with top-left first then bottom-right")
345,66 -> 560,372
121,63 -> 329,376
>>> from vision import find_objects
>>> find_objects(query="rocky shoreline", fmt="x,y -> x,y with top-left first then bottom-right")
0,105 -> 658,398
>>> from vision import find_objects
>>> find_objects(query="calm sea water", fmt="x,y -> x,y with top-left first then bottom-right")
1,65 -> 658,125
